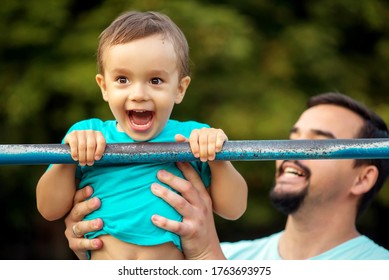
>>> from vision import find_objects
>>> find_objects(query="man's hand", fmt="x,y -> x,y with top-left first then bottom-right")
64,186 -> 103,260
151,162 -> 226,260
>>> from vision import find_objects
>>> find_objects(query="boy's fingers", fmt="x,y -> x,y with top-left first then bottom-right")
216,130 -> 227,152
76,131 -> 88,165
65,135 -> 79,161
189,130 -> 200,158
65,130 -> 106,165
207,133 -> 217,160
198,132 -> 208,161
174,134 -> 188,143
86,136 -> 97,166
95,132 -> 106,160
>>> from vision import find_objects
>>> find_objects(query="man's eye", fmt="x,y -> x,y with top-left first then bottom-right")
150,78 -> 162,85
117,77 -> 128,84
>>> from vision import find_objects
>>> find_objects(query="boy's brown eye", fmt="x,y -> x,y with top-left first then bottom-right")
150,78 -> 162,84
117,77 -> 128,83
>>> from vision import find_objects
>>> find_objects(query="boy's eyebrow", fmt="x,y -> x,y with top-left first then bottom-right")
110,68 -> 170,76
148,69 -> 169,76
111,68 -> 132,74
290,127 -> 336,139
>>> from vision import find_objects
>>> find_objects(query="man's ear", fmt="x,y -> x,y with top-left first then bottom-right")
96,74 -> 108,102
351,165 -> 378,196
175,76 -> 191,104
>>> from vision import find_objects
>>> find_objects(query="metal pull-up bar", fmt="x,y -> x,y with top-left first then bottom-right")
0,139 -> 389,165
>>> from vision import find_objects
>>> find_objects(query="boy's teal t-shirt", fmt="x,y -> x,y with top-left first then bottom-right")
61,118 -> 211,250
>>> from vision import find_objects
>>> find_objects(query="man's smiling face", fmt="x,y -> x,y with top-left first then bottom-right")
270,104 -> 364,215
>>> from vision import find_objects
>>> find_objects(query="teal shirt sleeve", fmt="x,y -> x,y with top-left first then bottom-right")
62,118 -> 105,139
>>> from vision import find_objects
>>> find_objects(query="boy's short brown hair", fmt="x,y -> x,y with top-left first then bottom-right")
97,11 -> 190,78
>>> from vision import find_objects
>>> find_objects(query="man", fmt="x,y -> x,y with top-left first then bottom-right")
65,92 -> 389,259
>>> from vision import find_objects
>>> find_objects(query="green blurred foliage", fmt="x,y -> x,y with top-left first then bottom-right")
1,0 -> 389,259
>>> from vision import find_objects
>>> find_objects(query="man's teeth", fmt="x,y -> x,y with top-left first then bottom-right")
284,167 -> 304,177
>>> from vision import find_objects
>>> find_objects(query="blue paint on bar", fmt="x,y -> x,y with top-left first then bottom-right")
0,139 -> 389,165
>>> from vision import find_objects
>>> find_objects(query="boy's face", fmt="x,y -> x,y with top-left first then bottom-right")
96,34 -> 190,141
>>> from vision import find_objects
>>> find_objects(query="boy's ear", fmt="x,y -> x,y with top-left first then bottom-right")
96,74 -> 108,101
175,76 -> 191,104
351,165 -> 378,196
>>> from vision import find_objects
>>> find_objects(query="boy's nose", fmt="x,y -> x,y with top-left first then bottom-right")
128,85 -> 149,101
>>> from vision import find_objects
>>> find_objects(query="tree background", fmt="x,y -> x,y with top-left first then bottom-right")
1,0 -> 389,259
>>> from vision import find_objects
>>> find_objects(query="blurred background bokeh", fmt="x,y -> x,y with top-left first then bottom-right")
1,0 -> 389,259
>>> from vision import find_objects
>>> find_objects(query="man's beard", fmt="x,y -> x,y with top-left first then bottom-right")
269,183 -> 308,215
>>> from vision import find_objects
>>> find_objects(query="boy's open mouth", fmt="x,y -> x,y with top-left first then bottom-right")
127,110 -> 154,131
